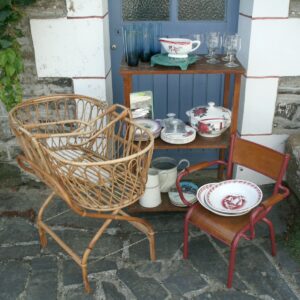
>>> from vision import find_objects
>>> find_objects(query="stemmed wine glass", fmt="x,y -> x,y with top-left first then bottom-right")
222,34 -> 231,62
206,32 -> 221,64
225,34 -> 241,68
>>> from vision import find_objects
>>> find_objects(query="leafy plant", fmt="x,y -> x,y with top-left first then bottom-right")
0,0 -> 35,111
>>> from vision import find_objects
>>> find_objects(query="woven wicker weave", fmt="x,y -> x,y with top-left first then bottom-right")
9,94 -> 155,292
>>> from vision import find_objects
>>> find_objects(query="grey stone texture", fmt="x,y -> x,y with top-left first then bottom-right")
0,181 -> 300,299
286,134 -> 300,200
273,76 -> 300,134
0,0 -> 73,183
290,0 -> 300,18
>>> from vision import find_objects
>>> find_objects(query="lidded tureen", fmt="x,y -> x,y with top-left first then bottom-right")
186,102 -> 231,138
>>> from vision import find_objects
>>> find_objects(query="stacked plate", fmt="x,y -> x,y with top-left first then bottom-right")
134,119 -> 161,141
160,125 -> 196,144
196,180 -> 263,217
168,181 -> 198,207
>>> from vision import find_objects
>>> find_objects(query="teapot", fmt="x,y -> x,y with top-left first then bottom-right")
159,38 -> 201,58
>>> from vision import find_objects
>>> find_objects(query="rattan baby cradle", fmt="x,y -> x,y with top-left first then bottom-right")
9,94 -> 155,292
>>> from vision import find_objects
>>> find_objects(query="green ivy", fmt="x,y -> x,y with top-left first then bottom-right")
0,0 -> 35,111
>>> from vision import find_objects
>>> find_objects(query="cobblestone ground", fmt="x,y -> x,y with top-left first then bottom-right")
0,182 -> 300,300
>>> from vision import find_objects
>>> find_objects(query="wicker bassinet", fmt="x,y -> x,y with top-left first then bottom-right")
9,94 -> 155,292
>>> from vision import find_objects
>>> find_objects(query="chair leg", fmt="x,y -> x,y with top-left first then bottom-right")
37,191 -> 56,248
262,217 -> 276,256
183,215 -> 189,259
227,235 -> 241,288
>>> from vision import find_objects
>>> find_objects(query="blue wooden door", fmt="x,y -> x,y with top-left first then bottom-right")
109,0 -> 240,163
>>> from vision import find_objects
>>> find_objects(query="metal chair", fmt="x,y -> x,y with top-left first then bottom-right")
176,134 -> 290,288
9,94 -> 155,292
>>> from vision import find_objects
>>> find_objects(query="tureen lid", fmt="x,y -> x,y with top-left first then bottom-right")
188,101 -> 231,120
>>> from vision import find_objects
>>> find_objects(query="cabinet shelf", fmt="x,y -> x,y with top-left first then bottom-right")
120,56 -> 245,213
154,129 -> 230,150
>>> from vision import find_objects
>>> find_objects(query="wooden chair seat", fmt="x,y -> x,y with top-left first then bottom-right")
188,203 -> 250,245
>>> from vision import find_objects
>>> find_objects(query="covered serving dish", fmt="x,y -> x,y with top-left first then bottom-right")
186,102 -> 231,138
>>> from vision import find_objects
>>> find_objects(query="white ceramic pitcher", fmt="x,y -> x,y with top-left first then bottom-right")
139,168 -> 162,208
151,157 -> 190,192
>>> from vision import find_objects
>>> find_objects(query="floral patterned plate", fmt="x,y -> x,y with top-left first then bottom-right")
205,180 -> 263,214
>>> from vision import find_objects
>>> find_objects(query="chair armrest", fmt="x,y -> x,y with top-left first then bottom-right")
175,160 -> 227,207
248,185 -> 290,239
261,185 -> 290,209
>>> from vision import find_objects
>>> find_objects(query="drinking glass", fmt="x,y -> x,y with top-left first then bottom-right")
123,26 -> 140,67
150,23 -> 162,55
140,23 -> 152,62
222,33 -> 231,62
205,32 -> 221,64
191,33 -> 204,57
225,34 -> 241,68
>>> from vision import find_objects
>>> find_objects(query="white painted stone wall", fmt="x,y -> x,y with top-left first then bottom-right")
236,0 -> 300,183
30,0 -> 112,103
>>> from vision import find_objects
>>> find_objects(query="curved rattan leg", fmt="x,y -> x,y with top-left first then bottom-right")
81,214 -> 117,293
119,210 -> 156,261
37,191 -> 56,248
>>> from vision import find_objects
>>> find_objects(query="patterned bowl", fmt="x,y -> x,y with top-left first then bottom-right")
186,102 -> 231,138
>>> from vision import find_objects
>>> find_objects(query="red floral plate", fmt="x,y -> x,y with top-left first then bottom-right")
205,180 -> 263,214
197,182 -> 254,217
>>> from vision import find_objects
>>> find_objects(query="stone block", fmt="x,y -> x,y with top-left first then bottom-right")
286,134 -> 300,200
235,245 -> 298,299
63,258 -> 117,286
0,217 -> 38,245
188,235 -> 246,289
0,244 -> 40,260
162,260 -> 207,297
102,281 -> 126,300
0,261 -> 30,299
0,163 -> 22,187
117,268 -> 168,300
64,283 -> 96,300
0,101 -> 12,141
27,256 -> 58,300
290,0 -> 300,18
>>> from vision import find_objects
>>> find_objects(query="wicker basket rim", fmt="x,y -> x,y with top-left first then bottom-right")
39,121 -> 154,166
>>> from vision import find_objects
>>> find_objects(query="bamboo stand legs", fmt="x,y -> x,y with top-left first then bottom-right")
37,193 -> 156,293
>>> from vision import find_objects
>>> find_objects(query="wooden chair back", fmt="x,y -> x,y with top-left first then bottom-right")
227,135 -> 290,192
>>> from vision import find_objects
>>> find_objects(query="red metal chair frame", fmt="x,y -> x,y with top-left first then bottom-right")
176,134 -> 290,288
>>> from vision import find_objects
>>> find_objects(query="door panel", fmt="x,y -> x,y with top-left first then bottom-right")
109,0 -> 240,163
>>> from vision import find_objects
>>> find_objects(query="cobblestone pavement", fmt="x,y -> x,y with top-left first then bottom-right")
0,182 -> 300,300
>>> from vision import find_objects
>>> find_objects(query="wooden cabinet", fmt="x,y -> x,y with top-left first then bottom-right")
120,56 -> 245,213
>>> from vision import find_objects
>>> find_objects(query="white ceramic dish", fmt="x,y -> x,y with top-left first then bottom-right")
168,181 -> 198,207
160,125 -> 196,144
197,183 -> 252,217
134,118 -> 161,140
205,180 -> 263,214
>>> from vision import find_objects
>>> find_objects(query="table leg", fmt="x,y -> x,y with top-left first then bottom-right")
230,74 -> 242,134
218,148 -> 226,179
123,75 -> 133,108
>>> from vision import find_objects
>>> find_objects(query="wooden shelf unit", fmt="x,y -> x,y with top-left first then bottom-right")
120,56 -> 245,213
